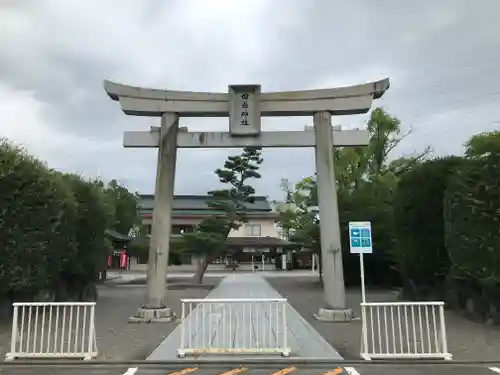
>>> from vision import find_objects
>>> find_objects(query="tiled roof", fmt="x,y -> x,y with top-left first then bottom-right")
105,229 -> 131,243
132,235 -> 294,249
141,210 -> 279,220
139,194 -> 272,212
225,236 -> 292,247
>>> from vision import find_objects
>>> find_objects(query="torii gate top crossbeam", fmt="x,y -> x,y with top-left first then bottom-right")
103,78 -> 390,118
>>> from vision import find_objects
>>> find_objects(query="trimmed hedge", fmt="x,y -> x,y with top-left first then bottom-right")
444,155 -> 500,291
57,174 -> 113,300
392,157 -> 463,289
339,182 -> 400,287
0,139 -> 112,302
0,140 -> 77,298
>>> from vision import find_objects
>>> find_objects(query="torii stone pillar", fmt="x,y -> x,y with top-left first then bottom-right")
104,78 -> 389,322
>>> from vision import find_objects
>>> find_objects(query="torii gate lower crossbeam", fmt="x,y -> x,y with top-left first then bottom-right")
104,79 -> 390,323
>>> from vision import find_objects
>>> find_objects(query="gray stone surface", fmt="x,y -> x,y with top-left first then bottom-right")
0,279 -> 220,361
267,276 -> 500,361
314,307 -> 355,322
106,78 -> 390,333
314,111 -> 349,312
124,129 -> 370,148
94,280 -> 220,360
147,274 -> 342,360
107,269 -> 319,283
128,306 -> 173,323
143,112 -> 179,312
104,78 -> 390,117
0,363 -> 499,375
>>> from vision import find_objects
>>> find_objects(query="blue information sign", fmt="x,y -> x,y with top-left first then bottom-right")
349,221 -> 373,254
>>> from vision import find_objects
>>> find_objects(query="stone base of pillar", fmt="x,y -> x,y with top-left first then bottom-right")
314,307 -> 355,322
128,306 -> 175,323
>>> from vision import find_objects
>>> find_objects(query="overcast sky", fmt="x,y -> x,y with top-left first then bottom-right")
1,0 -> 499,200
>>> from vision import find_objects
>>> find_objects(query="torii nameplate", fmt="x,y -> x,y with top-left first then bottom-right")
228,84 -> 261,137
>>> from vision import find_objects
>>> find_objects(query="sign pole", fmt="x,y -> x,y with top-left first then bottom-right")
360,253 -> 366,304
348,221 -> 372,304
349,221 -> 372,356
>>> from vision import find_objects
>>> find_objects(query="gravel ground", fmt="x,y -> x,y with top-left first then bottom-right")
94,278 -> 221,360
267,276 -> 500,361
0,278 -> 221,361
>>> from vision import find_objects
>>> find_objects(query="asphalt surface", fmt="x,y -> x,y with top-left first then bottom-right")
0,363 -> 499,375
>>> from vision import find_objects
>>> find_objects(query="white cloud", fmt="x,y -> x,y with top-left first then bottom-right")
1,0 -> 500,199
0,84 -> 123,177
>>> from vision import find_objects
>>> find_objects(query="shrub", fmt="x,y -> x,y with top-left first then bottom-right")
392,157 -> 464,288
58,174 -> 113,296
127,237 -> 150,263
444,155 -> 500,291
0,139 -> 77,299
339,181 -> 399,287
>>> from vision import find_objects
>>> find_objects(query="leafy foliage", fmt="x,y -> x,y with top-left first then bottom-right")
339,182 -> 399,286
59,174 -> 113,290
102,179 -> 141,235
275,177 -> 319,250
393,157 -> 464,286
275,178 -> 320,262
0,138 -> 140,301
275,108 -> 428,286
180,147 -> 263,283
127,237 -> 150,262
444,155 -> 500,290
465,130 -> 500,159
333,108 -> 431,194
0,139 -> 78,297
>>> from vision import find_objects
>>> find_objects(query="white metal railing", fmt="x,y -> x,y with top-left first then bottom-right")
177,298 -> 290,357
6,302 -> 98,360
360,301 -> 452,360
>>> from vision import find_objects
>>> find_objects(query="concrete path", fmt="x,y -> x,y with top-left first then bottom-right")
147,274 -> 342,360
107,270 -> 319,284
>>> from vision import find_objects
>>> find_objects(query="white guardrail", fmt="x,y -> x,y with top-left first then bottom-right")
6,302 -> 98,360
178,298 -> 290,357
360,301 -> 452,360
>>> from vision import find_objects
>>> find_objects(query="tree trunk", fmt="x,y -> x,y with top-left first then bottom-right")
193,257 -> 210,284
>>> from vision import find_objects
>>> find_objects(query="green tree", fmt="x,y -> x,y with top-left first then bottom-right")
272,179 -> 297,240
181,147 -> 263,284
444,154 -> 500,291
104,179 -> 141,235
365,108 -> 431,181
0,139 -> 78,299
127,237 -> 150,263
58,174 -> 113,300
339,181 -> 399,287
334,107 -> 430,194
393,157 -> 464,297
274,177 -> 322,281
464,130 -> 500,159
275,109 -> 429,287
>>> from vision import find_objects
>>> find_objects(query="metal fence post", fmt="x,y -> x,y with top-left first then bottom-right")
86,304 -> 96,360
177,298 -> 291,357
6,302 -> 98,361
6,305 -> 19,360
180,301 -> 186,350
359,301 -> 452,360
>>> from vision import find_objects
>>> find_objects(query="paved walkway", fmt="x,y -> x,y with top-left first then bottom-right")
107,270 -> 319,284
3,364 -> 500,375
147,274 -> 342,360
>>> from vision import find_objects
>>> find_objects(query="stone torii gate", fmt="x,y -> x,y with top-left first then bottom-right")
104,78 -> 390,322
